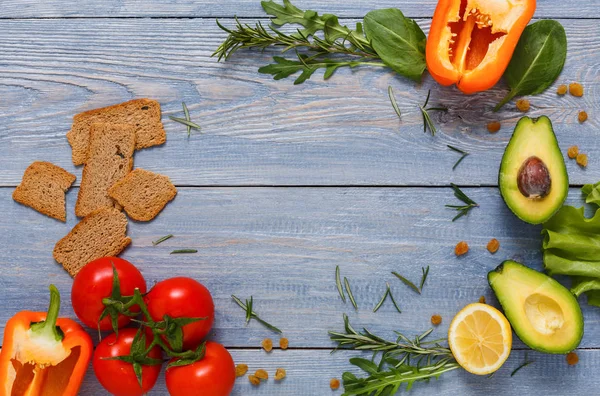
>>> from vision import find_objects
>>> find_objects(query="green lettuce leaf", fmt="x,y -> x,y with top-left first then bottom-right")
582,182 -> 600,206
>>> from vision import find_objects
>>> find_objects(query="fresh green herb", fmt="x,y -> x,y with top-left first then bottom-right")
582,182 -> 600,206
344,277 -> 358,310
511,354 -> 534,377
419,90 -> 447,136
329,315 -> 459,394
231,295 -> 282,333
182,102 -> 192,137
169,116 -> 201,131
388,85 -> 401,119
336,265 -> 346,303
373,283 -> 401,314
388,288 -> 402,313
170,249 -> 198,254
392,272 -> 421,294
152,234 -> 174,246
445,184 -> 478,221
495,20 -> 567,111
447,145 -> 469,170
419,266 -> 430,292
214,1 -> 426,84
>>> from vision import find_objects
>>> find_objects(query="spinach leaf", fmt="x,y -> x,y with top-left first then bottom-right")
495,20 -> 567,111
363,9 -> 427,82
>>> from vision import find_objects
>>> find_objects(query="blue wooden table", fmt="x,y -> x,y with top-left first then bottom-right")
1,1 -> 599,394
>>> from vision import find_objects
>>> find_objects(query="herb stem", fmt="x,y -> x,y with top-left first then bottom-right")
170,249 -> 198,254
392,272 -> 421,294
344,277 -> 358,310
445,184 -> 478,221
231,295 -> 282,334
153,234 -> 174,246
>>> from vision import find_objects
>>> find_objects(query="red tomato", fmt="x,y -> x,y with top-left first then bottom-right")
144,277 -> 215,351
71,257 -> 146,331
165,342 -> 235,396
93,328 -> 163,396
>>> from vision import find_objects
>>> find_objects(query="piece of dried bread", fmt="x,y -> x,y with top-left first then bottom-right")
53,207 -> 132,276
67,99 -> 165,165
12,161 -> 76,222
109,168 -> 177,221
75,123 -> 136,217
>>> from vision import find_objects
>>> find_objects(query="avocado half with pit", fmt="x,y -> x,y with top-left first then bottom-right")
488,260 -> 583,354
498,116 -> 568,224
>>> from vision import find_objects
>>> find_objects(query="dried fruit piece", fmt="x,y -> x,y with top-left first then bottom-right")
556,84 -> 568,95
479,296 -> 486,304
255,369 -> 269,380
330,378 -> 341,390
275,368 -> 286,381
566,352 -> 579,366
576,153 -> 588,168
262,338 -> 273,352
235,364 -> 248,377
567,146 -> 579,159
431,314 -> 442,325
487,238 -> 500,254
248,375 -> 260,386
455,241 -> 469,256
516,99 -> 530,112
569,83 -> 584,97
279,337 -> 289,350
578,111 -> 588,123
487,121 -> 501,133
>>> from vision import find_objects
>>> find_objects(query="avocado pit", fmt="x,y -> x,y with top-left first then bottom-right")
517,156 -> 551,199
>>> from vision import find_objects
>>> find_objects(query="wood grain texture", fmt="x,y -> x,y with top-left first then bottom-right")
2,187 -> 600,348
0,18 -> 598,187
0,0 -> 596,19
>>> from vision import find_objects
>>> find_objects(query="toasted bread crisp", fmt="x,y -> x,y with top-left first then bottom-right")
75,123 -> 135,217
67,99 -> 165,165
53,207 -> 132,276
12,161 -> 76,222
109,168 -> 177,221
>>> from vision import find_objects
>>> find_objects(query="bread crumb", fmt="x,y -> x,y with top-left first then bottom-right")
569,83 -> 584,97
516,99 -> 530,112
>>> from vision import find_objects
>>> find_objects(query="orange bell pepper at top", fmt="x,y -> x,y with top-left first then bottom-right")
426,0 -> 536,94
0,285 -> 92,396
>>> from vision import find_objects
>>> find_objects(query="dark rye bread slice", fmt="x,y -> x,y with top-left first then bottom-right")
75,123 -> 135,217
12,161 -> 76,222
53,207 -> 132,277
67,99 -> 165,165
108,168 -> 177,221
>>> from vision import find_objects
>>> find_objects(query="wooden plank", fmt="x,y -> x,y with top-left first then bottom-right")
76,349 -> 600,395
0,0 -> 596,19
2,187 -> 599,348
0,18 -> 598,187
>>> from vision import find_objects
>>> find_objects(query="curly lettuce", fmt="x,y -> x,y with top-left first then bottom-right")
582,182 -> 600,206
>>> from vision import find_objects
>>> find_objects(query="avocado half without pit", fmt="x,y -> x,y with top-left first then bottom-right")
488,261 -> 583,354
499,116 -> 568,224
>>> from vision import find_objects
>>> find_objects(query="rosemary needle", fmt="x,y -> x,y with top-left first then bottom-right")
392,271 -> 421,294
419,266 -> 430,292
419,90 -> 448,136
335,265 -> 346,303
231,295 -> 282,333
152,234 -> 173,246
388,288 -> 402,313
447,145 -> 469,170
170,249 -> 198,254
373,284 -> 390,313
182,102 -> 192,137
445,183 -> 479,221
511,354 -> 534,377
344,277 -> 358,310
388,85 -> 401,119
169,116 -> 201,130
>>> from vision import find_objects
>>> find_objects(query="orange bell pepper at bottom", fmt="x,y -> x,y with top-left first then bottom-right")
0,285 -> 92,396
426,0 -> 536,94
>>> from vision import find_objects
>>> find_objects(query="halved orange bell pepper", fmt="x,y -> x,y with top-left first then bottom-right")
0,285 -> 92,396
426,0 -> 536,94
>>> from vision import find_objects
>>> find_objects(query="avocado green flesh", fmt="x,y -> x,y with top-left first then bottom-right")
498,116 -> 568,224
488,260 -> 583,354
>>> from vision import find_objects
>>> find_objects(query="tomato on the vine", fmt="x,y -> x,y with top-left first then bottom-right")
165,342 -> 235,396
144,277 -> 215,351
71,257 -> 146,331
93,328 -> 163,396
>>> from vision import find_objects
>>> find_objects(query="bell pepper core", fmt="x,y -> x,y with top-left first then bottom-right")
426,0 -> 536,94
0,285 -> 92,396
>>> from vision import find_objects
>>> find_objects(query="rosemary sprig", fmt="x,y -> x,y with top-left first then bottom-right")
392,272 -> 421,295
170,249 -> 198,254
511,353 -> 534,377
152,234 -> 173,246
344,277 -> 358,310
336,266 -> 346,303
231,295 -> 282,334
419,90 -> 448,136
419,266 -> 430,292
373,283 -> 401,314
447,145 -> 469,170
388,85 -> 401,119
445,183 -> 479,221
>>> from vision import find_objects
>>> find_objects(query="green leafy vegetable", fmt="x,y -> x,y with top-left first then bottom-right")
582,182 -> 600,206
363,9 -> 427,82
495,20 -> 567,111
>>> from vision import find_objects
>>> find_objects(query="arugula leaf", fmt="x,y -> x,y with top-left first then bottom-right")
495,20 -> 567,111
583,182 -> 600,206
258,55 -> 363,84
363,9 -> 427,82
